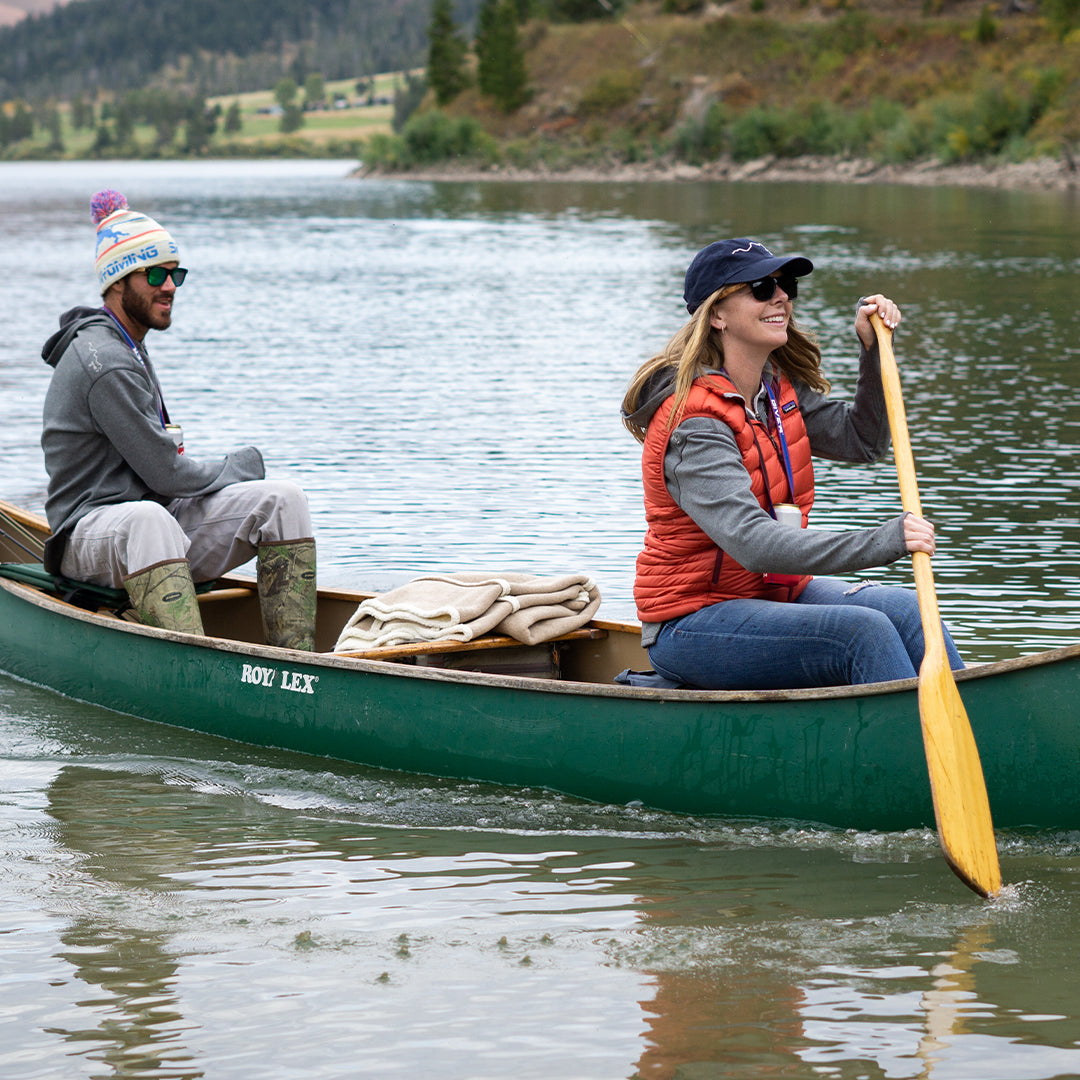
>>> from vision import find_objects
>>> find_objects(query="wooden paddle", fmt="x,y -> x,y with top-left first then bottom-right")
872,314 -> 1001,899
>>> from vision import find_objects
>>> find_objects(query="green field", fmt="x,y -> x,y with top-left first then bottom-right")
207,74 -> 400,144
4,72 -> 407,160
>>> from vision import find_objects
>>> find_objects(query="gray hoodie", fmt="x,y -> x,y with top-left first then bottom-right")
623,342 -> 909,644
41,306 -> 264,571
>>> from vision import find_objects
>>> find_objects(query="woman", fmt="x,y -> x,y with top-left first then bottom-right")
621,237 -> 963,689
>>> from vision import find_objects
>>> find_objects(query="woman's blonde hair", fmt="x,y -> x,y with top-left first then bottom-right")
621,284 -> 830,444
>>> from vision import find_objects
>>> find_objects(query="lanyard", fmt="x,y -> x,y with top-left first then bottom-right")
100,306 -> 170,428
763,380 -> 796,502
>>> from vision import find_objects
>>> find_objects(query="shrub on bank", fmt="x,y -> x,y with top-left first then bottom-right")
359,110 -> 500,171
670,102 -> 728,165
666,71 -> 1059,168
670,97 -> 901,164
872,71 -> 1060,163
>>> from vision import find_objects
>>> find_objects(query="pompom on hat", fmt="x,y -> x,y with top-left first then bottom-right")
91,189 -> 179,295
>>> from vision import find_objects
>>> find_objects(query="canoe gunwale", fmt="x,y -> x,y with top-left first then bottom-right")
2,570 -> 1074,704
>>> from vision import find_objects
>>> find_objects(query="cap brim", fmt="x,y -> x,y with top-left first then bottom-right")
728,254 -> 813,286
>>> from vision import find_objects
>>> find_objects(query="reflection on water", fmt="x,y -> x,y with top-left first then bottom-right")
3,162 -> 1080,1079
4,737 -> 1079,1080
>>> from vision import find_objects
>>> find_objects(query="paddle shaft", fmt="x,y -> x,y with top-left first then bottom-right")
869,327 -> 943,650
872,314 -> 1002,899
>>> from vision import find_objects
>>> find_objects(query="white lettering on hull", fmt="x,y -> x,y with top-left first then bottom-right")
240,663 -> 318,695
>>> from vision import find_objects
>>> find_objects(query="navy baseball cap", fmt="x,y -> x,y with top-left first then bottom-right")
684,238 -> 814,314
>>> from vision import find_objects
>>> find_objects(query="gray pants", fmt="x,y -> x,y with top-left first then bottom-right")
60,479 -> 312,587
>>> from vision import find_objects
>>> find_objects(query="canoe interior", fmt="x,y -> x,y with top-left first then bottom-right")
0,498 -> 650,683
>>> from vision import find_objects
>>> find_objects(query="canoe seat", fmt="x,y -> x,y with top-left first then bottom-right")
0,561 -> 217,614
334,624 -> 608,663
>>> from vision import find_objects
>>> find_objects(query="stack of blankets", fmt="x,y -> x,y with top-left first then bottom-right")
333,571 -> 601,653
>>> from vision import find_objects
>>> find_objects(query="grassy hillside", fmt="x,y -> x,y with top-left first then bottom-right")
373,0 -> 1080,174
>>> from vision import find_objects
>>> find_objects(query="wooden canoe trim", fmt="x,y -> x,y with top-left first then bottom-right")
197,587 -> 257,604
333,625 -> 608,662
0,498 -> 48,534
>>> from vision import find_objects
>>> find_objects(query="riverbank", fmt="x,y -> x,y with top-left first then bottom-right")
358,151 -> 1080,193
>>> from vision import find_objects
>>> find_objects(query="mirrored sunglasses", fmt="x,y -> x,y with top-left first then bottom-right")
143,266 -> 188,288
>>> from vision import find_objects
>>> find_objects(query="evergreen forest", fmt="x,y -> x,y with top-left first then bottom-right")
0,0 -> 482,100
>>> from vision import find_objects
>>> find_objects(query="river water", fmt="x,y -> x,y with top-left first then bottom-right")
2,160 -> 1080,1078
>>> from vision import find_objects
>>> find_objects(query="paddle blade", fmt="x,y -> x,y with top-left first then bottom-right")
918,658 -> 1002,898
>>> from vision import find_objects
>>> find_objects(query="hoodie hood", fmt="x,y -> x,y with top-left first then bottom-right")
42,306 -> 114,369
622,368 -> 678,432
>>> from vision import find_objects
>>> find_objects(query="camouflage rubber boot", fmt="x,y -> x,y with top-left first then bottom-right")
257,538 -> 317,651
123,560 -> 204,635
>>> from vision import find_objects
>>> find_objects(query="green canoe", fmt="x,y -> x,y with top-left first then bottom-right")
1,499 -> 1076,831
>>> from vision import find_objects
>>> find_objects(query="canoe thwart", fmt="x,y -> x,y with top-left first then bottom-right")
196,587 -> 258,604
332,625 -> 609,662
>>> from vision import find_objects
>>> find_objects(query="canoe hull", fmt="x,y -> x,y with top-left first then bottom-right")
1,575 -> 1077,831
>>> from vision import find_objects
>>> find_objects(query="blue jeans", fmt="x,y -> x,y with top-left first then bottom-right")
647,577 -> 964,690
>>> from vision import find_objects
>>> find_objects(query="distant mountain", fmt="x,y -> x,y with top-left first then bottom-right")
0,0 -> 481,100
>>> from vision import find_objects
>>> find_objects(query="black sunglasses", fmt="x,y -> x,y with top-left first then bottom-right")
746,273 -> 798,302
142,266 -> 188,288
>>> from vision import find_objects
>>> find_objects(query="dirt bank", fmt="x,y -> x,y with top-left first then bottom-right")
358,152 -> 1080,193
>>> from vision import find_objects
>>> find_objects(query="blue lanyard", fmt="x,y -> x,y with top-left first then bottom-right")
100,306 -> 169,429
763,380 -> 796,501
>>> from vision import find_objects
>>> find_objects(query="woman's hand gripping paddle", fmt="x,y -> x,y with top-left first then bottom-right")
872,314 -> 1001,899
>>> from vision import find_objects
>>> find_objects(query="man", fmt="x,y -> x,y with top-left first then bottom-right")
40,189 -> 316,649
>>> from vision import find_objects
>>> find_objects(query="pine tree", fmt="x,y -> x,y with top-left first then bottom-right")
475,0 -> 527,112
10,101 -> 34,141
183,96 -> 215,154
281,104 -> 304,133
274,77 -> 305,132
46,106 -> 64,152
90,122 -> 113,156
393,71 -> 428,132
475,0 -> 499,98
71,96 -> 94,130
304,72 -> 326,108
114,101 -> 135,148
274,77 -> 299,109
427,0 -> 469,105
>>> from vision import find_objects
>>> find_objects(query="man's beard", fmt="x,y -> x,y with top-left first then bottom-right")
121,277 -> 172,332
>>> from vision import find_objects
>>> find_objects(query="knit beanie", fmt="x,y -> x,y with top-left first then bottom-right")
91,189 -> 179,295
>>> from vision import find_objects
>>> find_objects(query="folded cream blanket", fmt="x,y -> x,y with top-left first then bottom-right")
333,571 -> 601,652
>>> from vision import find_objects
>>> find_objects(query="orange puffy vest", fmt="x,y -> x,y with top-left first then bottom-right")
635,373 -> 815,622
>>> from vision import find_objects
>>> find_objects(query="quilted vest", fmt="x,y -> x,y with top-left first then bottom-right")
635,372 -> 815,622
